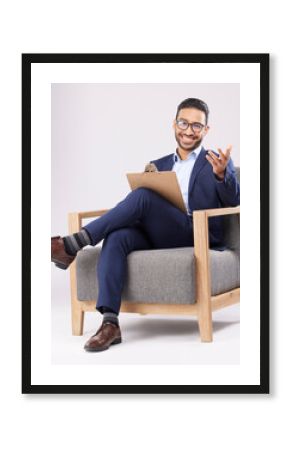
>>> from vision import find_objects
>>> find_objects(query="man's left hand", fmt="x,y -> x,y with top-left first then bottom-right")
206,145 -> 232,181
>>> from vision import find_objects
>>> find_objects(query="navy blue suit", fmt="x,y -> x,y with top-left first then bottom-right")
84,148 -> 240,314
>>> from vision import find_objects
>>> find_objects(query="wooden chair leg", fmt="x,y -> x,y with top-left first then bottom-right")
72,303 -> 84,336
68,213 -> 84,335
193,210 -> 213,343
197,303 -> 213,342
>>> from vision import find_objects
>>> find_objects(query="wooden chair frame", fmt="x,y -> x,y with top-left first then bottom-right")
68,206 -> 240,342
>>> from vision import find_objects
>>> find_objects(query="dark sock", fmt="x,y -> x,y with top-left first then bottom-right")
103,313 -> 119,326
63,228 -> 92,256
101,307 -> 119,326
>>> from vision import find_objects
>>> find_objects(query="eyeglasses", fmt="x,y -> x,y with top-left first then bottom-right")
176,119 -> 205,133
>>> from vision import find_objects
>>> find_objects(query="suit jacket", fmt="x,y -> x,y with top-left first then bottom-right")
150,147 -> 240,248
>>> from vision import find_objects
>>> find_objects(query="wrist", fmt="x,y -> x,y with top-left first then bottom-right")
215,171 -> 225,181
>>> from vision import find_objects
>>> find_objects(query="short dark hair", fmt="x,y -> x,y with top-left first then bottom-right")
176,98 -> 209,124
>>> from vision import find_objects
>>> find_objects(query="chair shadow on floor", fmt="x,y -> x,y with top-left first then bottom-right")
124,318 -> 240,341
84,316 -> 240,343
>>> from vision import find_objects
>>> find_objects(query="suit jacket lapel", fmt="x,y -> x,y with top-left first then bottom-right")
160,154 -> 175,171
188,147 -> 208,193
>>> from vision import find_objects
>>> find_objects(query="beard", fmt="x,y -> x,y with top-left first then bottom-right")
175,131 -> 203,152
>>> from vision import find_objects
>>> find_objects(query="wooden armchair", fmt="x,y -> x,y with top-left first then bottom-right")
68,205 -> 240,343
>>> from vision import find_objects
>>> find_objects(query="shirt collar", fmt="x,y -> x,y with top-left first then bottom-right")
173,144 -> 202,163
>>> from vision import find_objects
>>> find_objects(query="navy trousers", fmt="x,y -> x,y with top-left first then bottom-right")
84,188 -> 194,314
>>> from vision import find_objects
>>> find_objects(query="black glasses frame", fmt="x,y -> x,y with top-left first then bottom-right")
176,119 -> 206,132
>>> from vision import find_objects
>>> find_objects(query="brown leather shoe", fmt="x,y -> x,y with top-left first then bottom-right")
51,236 -> 76,270
84,322 -> 122,352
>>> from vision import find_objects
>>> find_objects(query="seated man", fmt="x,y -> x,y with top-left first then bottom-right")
51,97 -> 240,352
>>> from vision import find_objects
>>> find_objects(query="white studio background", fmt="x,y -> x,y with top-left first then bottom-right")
1,1 -> 288,450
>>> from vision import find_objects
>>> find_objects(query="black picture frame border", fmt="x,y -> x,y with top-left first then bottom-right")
22,53 -> 269,394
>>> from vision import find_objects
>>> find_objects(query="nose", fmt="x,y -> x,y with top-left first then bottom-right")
184,127 -> 194,135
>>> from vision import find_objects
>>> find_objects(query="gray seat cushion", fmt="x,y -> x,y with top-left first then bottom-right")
76,246 -> 240,304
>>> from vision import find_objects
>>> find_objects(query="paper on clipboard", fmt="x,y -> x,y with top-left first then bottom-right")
126,171 -> 187,213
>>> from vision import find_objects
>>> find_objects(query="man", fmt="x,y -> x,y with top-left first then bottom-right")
51,97 -> 240,352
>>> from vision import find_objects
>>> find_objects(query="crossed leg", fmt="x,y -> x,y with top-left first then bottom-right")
83,188 -> 194,313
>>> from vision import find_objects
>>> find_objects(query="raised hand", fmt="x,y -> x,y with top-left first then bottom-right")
205,145 -> 232,180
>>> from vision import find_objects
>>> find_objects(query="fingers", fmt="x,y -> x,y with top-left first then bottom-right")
208,151 -> 219,162
206,151 -> 222,168
217,145 -> 232,162
205,152 -> 219,169
206,146 -> 232,167
206,145 -> 232,181
225,144 -> 232,158
217,148 -> 226,160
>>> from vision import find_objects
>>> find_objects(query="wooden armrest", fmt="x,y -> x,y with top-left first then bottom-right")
74,209 -> 109,220
68,209 -> 109,234
193,205 -> 240,220
193,205 -> 240,251
193,205 -> 240,255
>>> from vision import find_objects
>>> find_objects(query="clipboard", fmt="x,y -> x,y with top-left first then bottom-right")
126,171 -> 187,213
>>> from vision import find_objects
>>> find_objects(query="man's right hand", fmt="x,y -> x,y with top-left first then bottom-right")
144,163 -> 158,172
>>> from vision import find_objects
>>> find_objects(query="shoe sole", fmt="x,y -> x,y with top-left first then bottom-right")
84,337 -> 122,352
51,236 -> 71,270
51,258 -> 69,270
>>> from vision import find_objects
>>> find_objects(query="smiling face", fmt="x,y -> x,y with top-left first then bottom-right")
173,107 -> 209,158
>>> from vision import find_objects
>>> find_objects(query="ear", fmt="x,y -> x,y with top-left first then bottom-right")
203,125 -> 210,137
172,119 -> 176,130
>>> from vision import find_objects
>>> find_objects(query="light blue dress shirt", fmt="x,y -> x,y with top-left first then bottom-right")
172,145 -> 202,214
